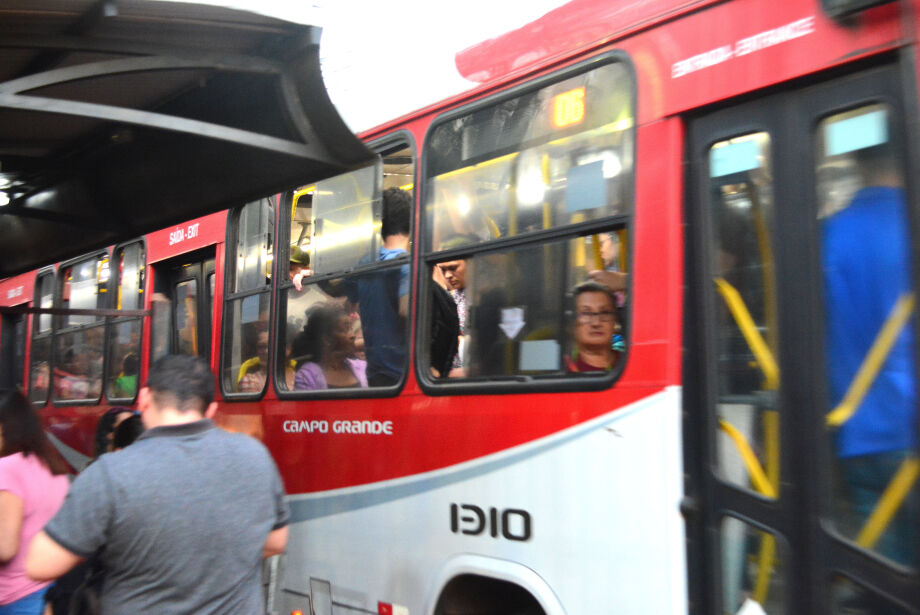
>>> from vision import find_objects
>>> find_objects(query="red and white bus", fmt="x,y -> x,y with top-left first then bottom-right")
2,0 -> 920,613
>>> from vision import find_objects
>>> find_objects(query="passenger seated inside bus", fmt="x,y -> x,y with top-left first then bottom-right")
293,303 -> 367,390
54,346 -> 91,400
113,352 -> 139,399
30,361 -> 49,400
237,322 -> 269,393
566,281 -> 623,373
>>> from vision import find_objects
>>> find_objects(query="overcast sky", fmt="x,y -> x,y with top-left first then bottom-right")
158,0 -> 565,132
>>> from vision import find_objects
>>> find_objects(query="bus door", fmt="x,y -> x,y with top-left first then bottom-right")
0,310 -> 26,390
150,251 -> 216,363
684,64 -> 920,614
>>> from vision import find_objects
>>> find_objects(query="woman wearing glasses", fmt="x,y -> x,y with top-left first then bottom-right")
566,282 -> 623,373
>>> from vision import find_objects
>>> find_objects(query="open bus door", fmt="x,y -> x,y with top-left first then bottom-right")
0,309 -> 26,390
684,64 -> 920,614
150,251 -> 216,364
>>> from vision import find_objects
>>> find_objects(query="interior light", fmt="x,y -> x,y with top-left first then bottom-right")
456,194 -> 471,216
516,149 -> 546,207
314,223 -> 376,252
0,192 -> 8,207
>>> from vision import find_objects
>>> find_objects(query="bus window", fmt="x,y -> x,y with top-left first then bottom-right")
816,104 -> 918,567
175,280 -> 199,356
150,255 -> 214,365
428,231 -> 627,379
222,198 -> 274,395
107,242 -> 145,401
53,254 -> 108,403
277,145 -> 413,393
28,270 -> 54,405
421,58 -> 633,388
706,132 -> 781,499
425,61 -> 633,252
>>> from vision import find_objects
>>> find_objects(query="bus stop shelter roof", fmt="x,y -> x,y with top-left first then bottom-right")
0,0 -> 373,278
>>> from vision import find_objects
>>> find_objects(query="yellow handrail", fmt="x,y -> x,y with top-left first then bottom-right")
714,277 -> 780,391
718,417 -> 778,604
752,533 -> 776,604
856,457 -> 920,550
718,419 -> 776,499
826,293 -> 915,427
591,234 -> 604,270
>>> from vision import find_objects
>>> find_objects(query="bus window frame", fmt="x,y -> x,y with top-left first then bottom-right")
274,131 -> 417,400
51,249 -> 111,407
415,51 -> 635,396
820,0 -> 895,19
28,266 -> 56,407
808,94 -> 919,569
220,199 -> 276,400
104,238 -> 147,404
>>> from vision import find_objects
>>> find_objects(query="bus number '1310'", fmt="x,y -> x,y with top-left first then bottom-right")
450,504 -> 532,541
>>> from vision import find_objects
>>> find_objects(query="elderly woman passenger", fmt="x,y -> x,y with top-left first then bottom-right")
293,304 -> 367,390
566,281 -> 622,373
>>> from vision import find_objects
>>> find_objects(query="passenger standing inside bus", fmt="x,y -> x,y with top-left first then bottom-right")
566,282 -> 622,373
438,258 -> 468,377
289,245 -> 311,291
345,188 -> 411,387
0,390 -> 69,615
822,143 -> 917,566
26,355 -> 289,615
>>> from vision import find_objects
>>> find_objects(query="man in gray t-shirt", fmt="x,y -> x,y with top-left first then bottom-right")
27,355 -> 289,614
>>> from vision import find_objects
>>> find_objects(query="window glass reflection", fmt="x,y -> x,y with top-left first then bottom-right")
708,132 -> 781,499
830,576 -> 910,614
425,61 -> 634,252
53,327 -> 104,402
721,517 -> 785,614
107,319 -> 142,400
222,293 -> 270,394
421,232 -> 628,382
817,105 -> 918,567
174,280 -> 199,357
28,335 -> 51,405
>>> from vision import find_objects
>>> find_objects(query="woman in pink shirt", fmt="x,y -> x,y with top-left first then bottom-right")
0,391 -> 69,614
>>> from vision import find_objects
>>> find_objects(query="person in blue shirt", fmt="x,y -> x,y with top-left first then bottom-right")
822,143 -> 917,566
345,188 -> 411,387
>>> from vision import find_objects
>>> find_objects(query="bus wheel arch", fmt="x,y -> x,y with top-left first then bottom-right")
426,555 -> 563,615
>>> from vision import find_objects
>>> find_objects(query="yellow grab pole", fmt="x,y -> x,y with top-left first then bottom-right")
826,293 -> 915,427
856,457 -> 920,550
714,277 -> 780,390
718,418 -> 776,499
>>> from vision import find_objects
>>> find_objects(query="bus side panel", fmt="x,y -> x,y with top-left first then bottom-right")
279,388 -> 685,615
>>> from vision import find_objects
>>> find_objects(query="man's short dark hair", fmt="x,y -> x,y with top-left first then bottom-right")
381,188 -> 411,239
113,414 -> 144,449
572,281 -> 618,313
146,355 -> 215,414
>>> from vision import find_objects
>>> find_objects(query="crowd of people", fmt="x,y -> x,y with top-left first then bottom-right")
0,354 -> 288,614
